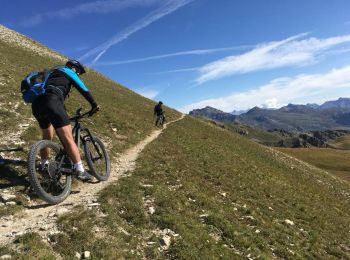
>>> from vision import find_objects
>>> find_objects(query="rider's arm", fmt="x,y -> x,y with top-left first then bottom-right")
60,68 -> 98,108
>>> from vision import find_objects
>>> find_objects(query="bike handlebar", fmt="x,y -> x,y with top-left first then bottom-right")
69,108 -> 92,122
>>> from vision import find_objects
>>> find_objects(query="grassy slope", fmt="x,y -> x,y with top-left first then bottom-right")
0,27 -> 180,217
11,116 -> 349,259
1,27 -> 349,258
332,135 -> 350,149
277,148 -> 350,183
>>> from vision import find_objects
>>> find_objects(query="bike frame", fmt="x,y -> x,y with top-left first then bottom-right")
71,110 -> 103,162
57,109 -> 102,173
72,119 -> 93,150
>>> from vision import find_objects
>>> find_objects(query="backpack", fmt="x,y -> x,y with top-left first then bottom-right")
20,66 -> 63,103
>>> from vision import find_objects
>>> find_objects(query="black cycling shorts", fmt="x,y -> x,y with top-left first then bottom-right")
32,93 -> 70,129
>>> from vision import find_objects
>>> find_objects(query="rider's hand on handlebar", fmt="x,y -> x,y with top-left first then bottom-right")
89,105 -> 100,117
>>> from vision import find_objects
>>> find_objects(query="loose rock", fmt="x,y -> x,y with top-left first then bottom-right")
1,194 -> 16,202
160,235 -> 171,250
83,251 -> 91,259
56,208 -> 69,216
148,206 -> 155,215
0,255 -> 12,259
87,203 -> 100,207
285,219 -> 295,226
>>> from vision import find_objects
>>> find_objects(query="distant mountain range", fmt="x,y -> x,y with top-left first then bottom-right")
189,98 -> 350,131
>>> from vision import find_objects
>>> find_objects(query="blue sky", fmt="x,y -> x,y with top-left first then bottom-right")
2,0 -> 350,112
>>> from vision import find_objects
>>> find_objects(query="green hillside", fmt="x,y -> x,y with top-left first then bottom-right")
278,148 -> 350,182
1,25 -> 349,259
5,117 -> 349,259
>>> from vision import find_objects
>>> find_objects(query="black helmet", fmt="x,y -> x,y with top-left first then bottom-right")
66,59 -> 86,74
159,101 -> 163,105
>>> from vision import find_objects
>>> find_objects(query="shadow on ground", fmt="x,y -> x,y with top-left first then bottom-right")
0,147 -> 29,191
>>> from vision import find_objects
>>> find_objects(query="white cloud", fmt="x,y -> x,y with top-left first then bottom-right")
19,0 -> 162,27
94,45 -> 251,66
80,0 -> 194,63
181,65 -> 350,113
196,33 -> 350,84
136,88 -> 159,99
147,67 -> 198,75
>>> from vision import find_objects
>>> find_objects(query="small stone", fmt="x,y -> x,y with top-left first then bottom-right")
285,219 -> 295,226
48,212 -> 56,217
5,202 -> 16,206
219,192 -> 227,197
199,214 -> 209,218
147,241 -> 156,245
140,184 -> 154,188
255,229 -> 260,234
148,206 -> 155,215
73,227 -> 78,232
112,128 -> 117,132
0,203 -> 5,207
268,207 -> 273,211
233,207 -> 238,211
56,208 -> 69,216
0,255 -> 12,259
83,251 -> 91,258
14,231 -> 24,236
1,194 -> 16,202
75,252 -> 81,259
87,203 -> 100,207
160,235 -> 171,249
39,226 -> 49,231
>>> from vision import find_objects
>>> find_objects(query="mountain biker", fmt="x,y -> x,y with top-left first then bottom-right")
31,59 -> 99,181
154,101 -> 165,127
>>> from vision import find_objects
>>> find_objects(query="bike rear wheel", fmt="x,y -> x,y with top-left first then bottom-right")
84,136 -> 110,181
28,140 -> 72,204
160,115 -> 165,127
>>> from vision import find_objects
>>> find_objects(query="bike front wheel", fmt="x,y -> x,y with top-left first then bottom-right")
28,140 -> 72,204
84,136 -> 110,181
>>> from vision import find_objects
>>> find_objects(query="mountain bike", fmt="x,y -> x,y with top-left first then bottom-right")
156,113 -> 166,128
27,108 -> 111,204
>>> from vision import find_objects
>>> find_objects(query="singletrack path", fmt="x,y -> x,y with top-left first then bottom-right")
0,115 -> 185,245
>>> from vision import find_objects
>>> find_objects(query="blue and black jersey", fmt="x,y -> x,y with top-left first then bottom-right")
45,67 -> 97,107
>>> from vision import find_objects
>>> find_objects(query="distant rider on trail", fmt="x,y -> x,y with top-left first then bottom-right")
30,60 -> 99,181
154,101 -> 165,127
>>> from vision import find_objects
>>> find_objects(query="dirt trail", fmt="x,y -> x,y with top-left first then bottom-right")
0,115 -> 185,245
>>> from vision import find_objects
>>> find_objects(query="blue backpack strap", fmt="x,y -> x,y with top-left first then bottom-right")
26,72 -> 39,84
42,65 -> 65,85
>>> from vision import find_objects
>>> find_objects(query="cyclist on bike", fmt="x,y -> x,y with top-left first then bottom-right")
154,101 -> 165,127
31,59 -> 99,181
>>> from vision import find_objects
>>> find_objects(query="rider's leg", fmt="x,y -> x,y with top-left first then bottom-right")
55,124 -> 81,164
40,125 -> 54,160
55,125 -> 92,180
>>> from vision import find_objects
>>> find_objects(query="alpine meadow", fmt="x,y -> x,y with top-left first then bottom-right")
0,12 -> 350,260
